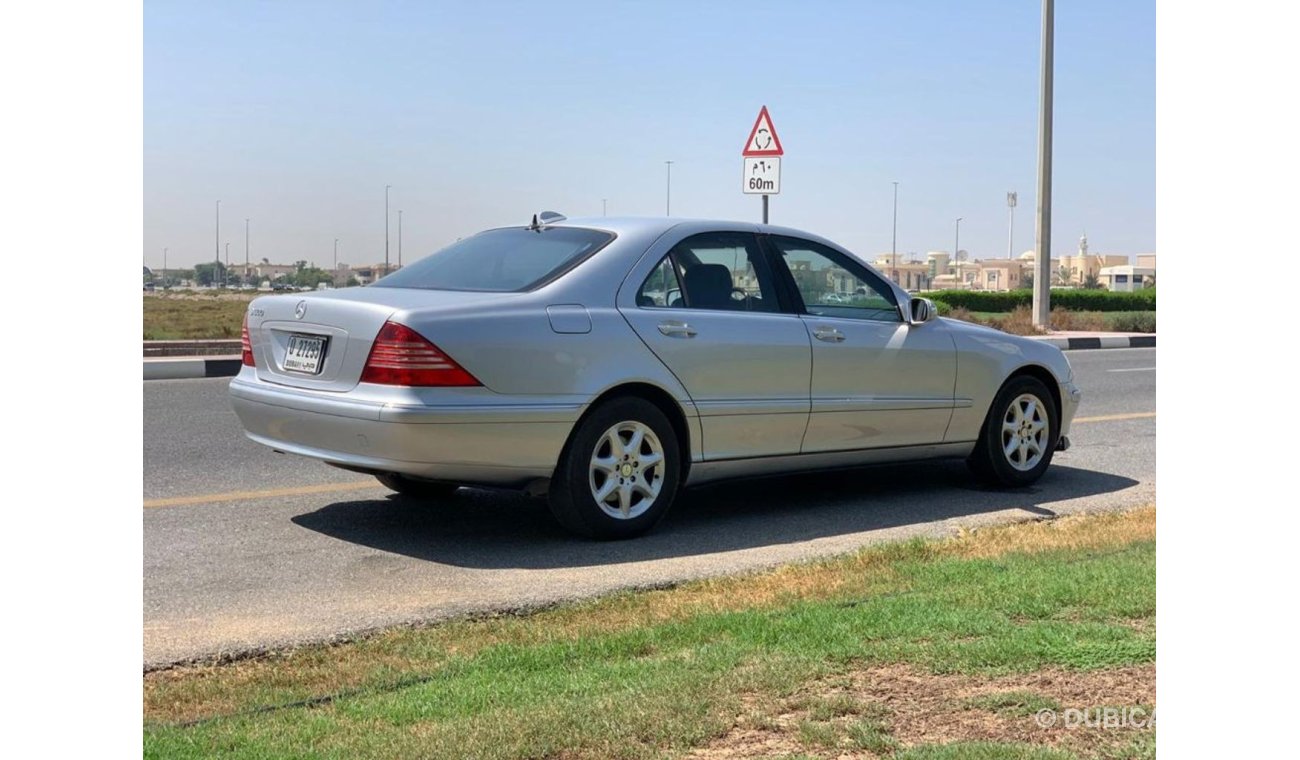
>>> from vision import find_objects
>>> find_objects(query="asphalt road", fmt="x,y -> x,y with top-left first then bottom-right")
143,347 -> 1156,668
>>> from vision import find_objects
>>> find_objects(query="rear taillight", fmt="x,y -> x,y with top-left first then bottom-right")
360,321 -> 481,387
241,314 -> 255,367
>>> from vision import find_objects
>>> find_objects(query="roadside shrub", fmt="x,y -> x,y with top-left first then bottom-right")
926,288 -> 1155,312
1050,308 -> 1106,332
933,299 -> 952,316
1106,312 -> 1157,333
987,306 -> 1045,336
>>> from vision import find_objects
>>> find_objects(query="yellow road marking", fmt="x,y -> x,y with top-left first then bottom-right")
143,480 -> 380,509
1073,412 -> 1156,423
146,412 -> 1156,509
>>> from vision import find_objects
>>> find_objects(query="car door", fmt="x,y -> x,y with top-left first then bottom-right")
764,234 -> 957,453
619,230 -> 811,461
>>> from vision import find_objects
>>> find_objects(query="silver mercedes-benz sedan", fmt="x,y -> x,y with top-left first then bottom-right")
231,214 -> 1080,538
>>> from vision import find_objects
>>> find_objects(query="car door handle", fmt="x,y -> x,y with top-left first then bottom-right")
813,326 -> 845,342
657,321 -> 698,338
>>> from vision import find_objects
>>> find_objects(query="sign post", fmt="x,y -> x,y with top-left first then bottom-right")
742,106 -> 783,223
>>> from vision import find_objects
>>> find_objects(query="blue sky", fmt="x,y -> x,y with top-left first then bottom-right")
145,0 -> 1154,269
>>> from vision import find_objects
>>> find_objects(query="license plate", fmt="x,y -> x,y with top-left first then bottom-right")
284,334 -> 327,374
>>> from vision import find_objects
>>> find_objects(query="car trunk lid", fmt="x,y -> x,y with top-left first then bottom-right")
249,288 -> 506,392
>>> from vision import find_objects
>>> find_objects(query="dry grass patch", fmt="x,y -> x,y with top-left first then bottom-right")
143,292 -> 254,340
690,663 -> 1154,759
944,508 -> 1154,561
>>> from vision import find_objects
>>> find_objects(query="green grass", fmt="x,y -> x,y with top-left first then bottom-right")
144,509 -> 1155,759
966,691 -> 1063,718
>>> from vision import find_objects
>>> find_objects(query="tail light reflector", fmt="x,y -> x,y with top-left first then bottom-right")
360,321 -> 480,387
241,315 -> 255,367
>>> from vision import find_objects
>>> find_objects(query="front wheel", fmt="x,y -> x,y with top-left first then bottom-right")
968,375 -> 1058,487
375,473 -> 460,500
549,397 -> 681,539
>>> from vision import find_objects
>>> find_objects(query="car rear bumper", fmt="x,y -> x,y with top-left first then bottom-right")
228,373 -> 583,487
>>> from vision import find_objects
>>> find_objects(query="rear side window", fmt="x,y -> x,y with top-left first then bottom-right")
373,226 -> 614,292
637,256 -> 685,307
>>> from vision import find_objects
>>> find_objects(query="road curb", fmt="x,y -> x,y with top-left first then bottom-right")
144,356 -> 242,380
1031,335 -> 1156,351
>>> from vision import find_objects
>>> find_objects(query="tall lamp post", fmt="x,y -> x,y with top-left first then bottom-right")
224,242 -> 230,287
214,199 -> 221,289
602,198 -> 607,216
1006,192 -> 1017,260
333,238 -> 339,287
664,161 -> 673,216
956,216 -> 967,287
384,185 -> 392,277
891,181 -> 900,268
163,247 -> 167,288
1032,0 -> 1055,327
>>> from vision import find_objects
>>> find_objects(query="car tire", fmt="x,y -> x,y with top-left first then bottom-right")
375,473 -> 460,499
549,397 -> 681,539
968,375 -> 1058,487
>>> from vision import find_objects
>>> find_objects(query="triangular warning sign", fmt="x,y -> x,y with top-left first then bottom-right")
742,106 -> 784,157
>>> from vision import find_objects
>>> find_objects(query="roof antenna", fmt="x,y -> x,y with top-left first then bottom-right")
529,213 -> 540,230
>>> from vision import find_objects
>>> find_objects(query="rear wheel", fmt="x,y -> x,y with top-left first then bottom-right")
375,473 -> 460,499
549,397 -> 681,539
968,375 -> 1058,487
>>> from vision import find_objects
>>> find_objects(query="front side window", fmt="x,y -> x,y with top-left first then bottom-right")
373,226 -> 613,292
769,235 -> 901,322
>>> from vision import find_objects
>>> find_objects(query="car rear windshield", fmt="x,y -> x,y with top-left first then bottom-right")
372,226 -> 614,292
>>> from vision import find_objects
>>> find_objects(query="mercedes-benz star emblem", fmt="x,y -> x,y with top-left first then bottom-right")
294,301 -> 307,319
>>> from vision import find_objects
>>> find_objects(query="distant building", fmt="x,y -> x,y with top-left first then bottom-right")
914,235 -> 1152,293
871,254 -> 931,291
1099,265 -> 1155,292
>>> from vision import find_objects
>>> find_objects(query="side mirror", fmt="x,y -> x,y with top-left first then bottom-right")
909,297 -> 937,324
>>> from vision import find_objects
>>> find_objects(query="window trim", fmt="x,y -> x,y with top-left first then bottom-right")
761,234 -> 904,322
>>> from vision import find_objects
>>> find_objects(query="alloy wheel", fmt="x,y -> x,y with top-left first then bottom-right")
588,420 -> 665,520
1001,393 -> 1050,471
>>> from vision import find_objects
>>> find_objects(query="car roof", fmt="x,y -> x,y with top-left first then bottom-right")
552,215 -> 835,244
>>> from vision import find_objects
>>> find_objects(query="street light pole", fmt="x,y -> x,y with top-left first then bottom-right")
891,181 -> 899,268
163,247 -> 167,287
602,198 -> 607,217
333,238 -> 339,286
664,161 -> 673,216
224,242 -> 230,287
1032,0 -> 1055,327
1006,192 -> 1017,260
956,216 -> 967,284
384,184 -> 391,277
215,200 -> 221,289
